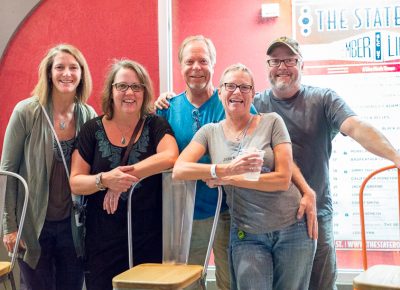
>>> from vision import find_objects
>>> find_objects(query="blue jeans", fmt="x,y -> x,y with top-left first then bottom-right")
309,214 -> 337,290
230,220 -> 316,290
18,217 -> 84,290
187,210 -> 230,290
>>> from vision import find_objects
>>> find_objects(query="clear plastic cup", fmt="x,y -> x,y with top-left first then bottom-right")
238,148 -> 265,181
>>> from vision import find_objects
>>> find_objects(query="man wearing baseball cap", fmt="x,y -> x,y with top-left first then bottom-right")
254,36 -> 400,290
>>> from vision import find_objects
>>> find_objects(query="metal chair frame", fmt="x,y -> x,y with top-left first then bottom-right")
115,170 -> 223,289
0,170 -> 29,290
358,165 -> 400,270
353,165 -> 400,290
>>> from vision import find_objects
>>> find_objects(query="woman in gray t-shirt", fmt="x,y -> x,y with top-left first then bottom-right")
173,63 -> 316,290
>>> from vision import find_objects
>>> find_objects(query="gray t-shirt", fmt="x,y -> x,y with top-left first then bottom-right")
193,113 -> 301,234
254,85 -> 356,217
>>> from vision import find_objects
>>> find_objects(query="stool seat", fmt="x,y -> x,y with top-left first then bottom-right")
112,263 -> 203,290
0,262 -> 11,277
353,265 -> 400,290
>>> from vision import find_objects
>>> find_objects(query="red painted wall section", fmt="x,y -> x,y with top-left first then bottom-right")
0,0 -> 159,150
171,0 -> 292,94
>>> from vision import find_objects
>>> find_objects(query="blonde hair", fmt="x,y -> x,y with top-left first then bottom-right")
178,35 -> 216,67
101,59 -> 154,120
219,63 -> 255,92
32,44 -> 92,105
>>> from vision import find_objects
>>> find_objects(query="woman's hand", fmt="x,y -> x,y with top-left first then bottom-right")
103,189 -> 123,214
204,178 -> 230,188
3,231 -> 26,253
102,165 -> 139,192
225,153 -> 263,176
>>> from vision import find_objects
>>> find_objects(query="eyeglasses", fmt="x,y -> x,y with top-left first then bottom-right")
113,82 -> 145,92
223,83 -> 253,94
267,58 -> 300,67
192,109 -> 201,133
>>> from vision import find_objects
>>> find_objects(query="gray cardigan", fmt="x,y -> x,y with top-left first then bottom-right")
0,96 -> 97,268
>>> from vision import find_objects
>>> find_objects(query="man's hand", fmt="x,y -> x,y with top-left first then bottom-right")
297,189 -> 318,240
394,153 -> 400,169
154,92 -> 176,110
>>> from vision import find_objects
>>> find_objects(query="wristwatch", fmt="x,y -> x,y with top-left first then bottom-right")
95,173 -> 107,191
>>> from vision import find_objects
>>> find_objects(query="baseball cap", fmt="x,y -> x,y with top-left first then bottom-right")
266,36 -> 302,57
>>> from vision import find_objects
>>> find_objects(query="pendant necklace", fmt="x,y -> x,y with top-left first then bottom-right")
121,135 -> 126,145
55,102 -> 75,130
115,123 -> 132,145
60,120 -> 66,130
224,115 -> 255,156
228,115 -> 254,142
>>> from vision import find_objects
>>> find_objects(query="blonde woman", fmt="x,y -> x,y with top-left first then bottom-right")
173,64 -> 316,290
1,44 -> 96,290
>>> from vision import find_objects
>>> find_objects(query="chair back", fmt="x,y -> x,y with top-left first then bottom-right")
359,165 -> 400,270
162,171 -> 196,264
115,171 -> 223,289
0,171 -> 29,270
126,170 -> 222,278
0,176 -> 7,234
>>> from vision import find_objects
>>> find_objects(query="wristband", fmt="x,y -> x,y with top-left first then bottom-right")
210,164 -> 218,178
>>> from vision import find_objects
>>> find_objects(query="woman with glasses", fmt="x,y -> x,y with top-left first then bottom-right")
70,59 -> 178,290
1,44 -> 96,290
173,63 -> 316,290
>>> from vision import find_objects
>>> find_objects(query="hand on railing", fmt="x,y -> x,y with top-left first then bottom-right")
3,231 -> 26,256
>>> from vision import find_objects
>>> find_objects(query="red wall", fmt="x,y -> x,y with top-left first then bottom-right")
0,0 -> 159,150
0,0 -> 293,148
171,0 -> 292,93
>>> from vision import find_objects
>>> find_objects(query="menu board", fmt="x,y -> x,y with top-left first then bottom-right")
293,0 -> 400,258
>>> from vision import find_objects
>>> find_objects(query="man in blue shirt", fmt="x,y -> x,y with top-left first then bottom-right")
157,35 -> 230,290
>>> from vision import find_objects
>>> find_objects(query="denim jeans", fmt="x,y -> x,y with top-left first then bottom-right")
187,210 -> 230,290
18,217 -> 84,290
309,214 -> 337,290
230,220 -> 316,290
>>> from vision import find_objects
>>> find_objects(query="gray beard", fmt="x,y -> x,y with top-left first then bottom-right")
187,81 -> 208,91
270,75 -> 301,92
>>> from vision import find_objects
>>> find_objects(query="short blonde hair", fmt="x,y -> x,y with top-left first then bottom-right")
219,63 -> 255,92
32,44 -> 92,105
178,35 -> 216,67
101,59 -> 154,120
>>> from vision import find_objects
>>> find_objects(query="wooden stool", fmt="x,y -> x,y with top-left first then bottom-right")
0,171 -> 30,290
353,166 -> 400,290
113,264 -> 203,290
353,265 -> 400,290
113,173 -> 222,289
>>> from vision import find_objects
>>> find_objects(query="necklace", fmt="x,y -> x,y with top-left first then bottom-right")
115,122 -> 133,145
226,115 -> 254,142
54,102 -> 75,131
60,120 -> 66,130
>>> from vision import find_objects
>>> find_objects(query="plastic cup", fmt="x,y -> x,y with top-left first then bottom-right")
238,148 -> 265,181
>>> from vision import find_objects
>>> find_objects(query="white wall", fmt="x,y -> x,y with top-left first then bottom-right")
0,0 -> 40,58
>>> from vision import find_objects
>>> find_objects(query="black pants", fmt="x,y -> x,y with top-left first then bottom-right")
19,217 -> 84,290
